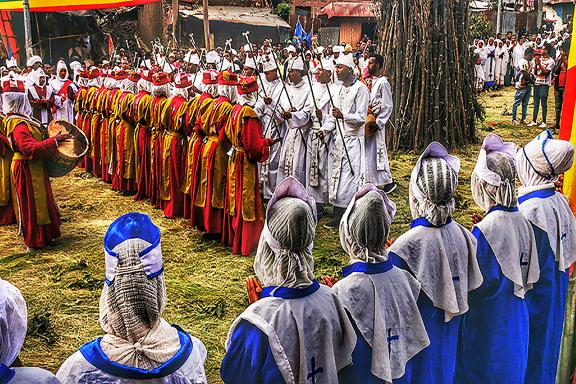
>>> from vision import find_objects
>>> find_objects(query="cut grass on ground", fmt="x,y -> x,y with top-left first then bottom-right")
0,86 -> 557,383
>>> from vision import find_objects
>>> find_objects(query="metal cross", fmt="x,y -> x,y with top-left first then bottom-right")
307,357 -> 323,384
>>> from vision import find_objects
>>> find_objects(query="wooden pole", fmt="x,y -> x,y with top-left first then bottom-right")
203,0 -> 210,50
172,0 -> 178,41
22,0 -> 33,59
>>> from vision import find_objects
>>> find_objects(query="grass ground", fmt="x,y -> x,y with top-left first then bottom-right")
0,86 -> 558,382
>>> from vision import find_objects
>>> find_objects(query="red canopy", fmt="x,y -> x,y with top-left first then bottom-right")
320,1 -> 375,19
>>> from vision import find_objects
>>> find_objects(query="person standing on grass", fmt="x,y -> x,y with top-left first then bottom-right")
512,47 -> 535,125
528,43 -> 555,128
553,50 -> 568,131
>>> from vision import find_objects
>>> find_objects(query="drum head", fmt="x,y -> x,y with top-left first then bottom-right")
46,119 -> 89,177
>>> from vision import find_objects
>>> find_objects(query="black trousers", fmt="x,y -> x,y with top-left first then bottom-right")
555,87 -> 565,128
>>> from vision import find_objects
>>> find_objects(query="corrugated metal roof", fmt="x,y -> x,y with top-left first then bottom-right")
180,6 -> 290,28
320,1 -> 375,19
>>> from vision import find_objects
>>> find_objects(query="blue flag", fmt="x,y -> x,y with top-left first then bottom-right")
294,17 -> 311,48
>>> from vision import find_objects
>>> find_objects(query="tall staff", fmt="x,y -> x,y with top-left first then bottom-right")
242,31 -> 268,99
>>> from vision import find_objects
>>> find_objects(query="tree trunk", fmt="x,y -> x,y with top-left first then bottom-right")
375,0 -> 483,150
139,1 -> 163,47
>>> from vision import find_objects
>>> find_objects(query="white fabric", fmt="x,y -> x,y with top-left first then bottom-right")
26,55 -> 42,68
226,285 -> 356,384
50,60 -> 76,122
262,55 -> 277,73
205,51 -> 220,65
288,57 -> 304,71
5,58 -> 17,68
335,54 -> 355,69
339,185 -> 396,263
3,90 -> 32,117
56,336 -> 207,384
366,75 -> 393,185
0,279 -> 27,366
322,79 -> 369,207
27,70 -> 53,124
476,209 -> 539,298
389,220 -> 483,321
9,367 -> 60,383
333,267 -> 429,382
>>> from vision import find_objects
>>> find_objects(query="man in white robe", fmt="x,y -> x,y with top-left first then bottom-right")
255,54 -> 285,199
320,54 -> 369,228
49,60 -> 77,122
275,56 -> 312,187
365,53 -> 395,192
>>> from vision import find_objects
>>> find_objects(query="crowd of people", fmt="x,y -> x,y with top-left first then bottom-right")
0,36 -> 575,383
472,29 -> 571,130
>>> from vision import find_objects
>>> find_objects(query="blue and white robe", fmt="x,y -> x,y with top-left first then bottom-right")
333,259 -> 430,384
56,325 -> 207,383
517,187 -> 576,384
455,206 -> 539,384
0,364 -> 60,384
221,280 -> 357,384
389,218 -> 482,384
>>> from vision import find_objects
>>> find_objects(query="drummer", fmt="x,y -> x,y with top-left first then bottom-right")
2,73 -> 69,251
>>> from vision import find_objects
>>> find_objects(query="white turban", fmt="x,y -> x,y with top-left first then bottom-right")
336,53 -> 355,69
516,130 -> 574,191
409,142 -> 460,226
0,279 -> 27,366
471,134 -> 517,212
26,55 -> 42,68
340,184 -> 396,264
262,55 -> 277,73
254,177 -> 317,289
288,57 -> 304,71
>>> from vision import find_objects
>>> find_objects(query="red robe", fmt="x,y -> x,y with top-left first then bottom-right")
111,91 -> 136,193
90,86 -> 107,177
133,91 -> 153,201
194,96 -> 233,234
27,84 -> 54,124
101,88 -> 121,183
149,96 -> 167,210
75,86 -> 91,171
221,104 -> 271,256
7,116 -> 61,248
0,133 -> 16,225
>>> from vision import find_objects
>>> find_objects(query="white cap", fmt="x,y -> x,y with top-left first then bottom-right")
230,49 -> 237,56
184,52 -> 200,65
336,53 -> 355,69
220,58 -> 232,71
5,58 -> 17,68
289,56 -> 305,71
333,45 -> 344,54
243,59 -> 256,70
69,61 -> 82,71
243,44 -> 252,52
316,46 -> 325,54
26,55 -> 42,67
102,60 -> 110,66
206,50 -> 220,65
321,57 -> 335,71
286,45 -> 297,53
262,55 -> 277,72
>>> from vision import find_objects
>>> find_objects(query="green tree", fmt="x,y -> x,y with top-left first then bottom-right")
273,2 -> 291,21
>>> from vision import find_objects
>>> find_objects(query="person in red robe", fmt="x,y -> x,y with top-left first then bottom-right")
100,72 -> 123,184
2,74 -> 68,250
158,72 -> 191,218
89,71 -> 107,178
73,69 -> 89,170
221,76 -> 277,256
182,70 -> 218,221
80,67 -> 103,173
26,69 -> 54,125
0,116 -> 16,225
194,70 -> 237,238
133,70 -> 154,201
149,72 -> 171,210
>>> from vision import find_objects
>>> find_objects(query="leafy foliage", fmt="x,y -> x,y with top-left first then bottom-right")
469,15 -> 495,40
273,2 -> 291,21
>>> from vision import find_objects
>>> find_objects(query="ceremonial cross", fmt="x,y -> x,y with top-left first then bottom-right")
520,252 -> 528,266
307,357 -> 323,384
387,328 -> 399,354
377,147 -> 385,160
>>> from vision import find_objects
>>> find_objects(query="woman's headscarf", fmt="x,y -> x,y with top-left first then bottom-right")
0,279 -> 27,367
253,177 -> 317,289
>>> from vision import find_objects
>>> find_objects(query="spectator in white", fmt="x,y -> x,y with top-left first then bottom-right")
474,41 -> 487,91
494,39 -> 507,88
334,184 -> 430,383
24,55 -> 42,87
0,278 -> 60,383
483,37 -> 496,88
512,47 -> 535,125
56,212 -> 207,383
49,60 -> 77,122
512,38 -> 526,78
528,43 -> 555,128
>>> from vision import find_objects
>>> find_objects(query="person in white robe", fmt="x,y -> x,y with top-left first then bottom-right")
24,55 -> 42,87
334,184 -> 430,383
306,58 -> 337,209
494,39 -> 507,87
388,142 -> 483,384
221,177 -> 356,383
49,60 -> 77,123
474,41 -> 487,92
183,52 -> 203,95
275,56 -> 312,187
27,69 -> 54,125
365,53 -> 395,192
320,53 -> 369,228
56,213 -> 207,383
483,38 -> 496,88
516,131 -> 576,384
0,278 -> 60,383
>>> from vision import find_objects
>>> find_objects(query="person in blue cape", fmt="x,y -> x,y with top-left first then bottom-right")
333,184 -> 430,384
388,142 -> 483,384
221,177 -> 357,384
455,134 -> 539,384
0,278 -> 60,384
515,130 -> 576,384
56,212 -> 208,383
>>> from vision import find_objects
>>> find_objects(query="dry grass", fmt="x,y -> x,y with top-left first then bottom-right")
0,86 -> 557,383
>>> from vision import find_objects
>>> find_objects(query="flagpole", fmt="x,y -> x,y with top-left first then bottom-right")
22,0 -> 33,60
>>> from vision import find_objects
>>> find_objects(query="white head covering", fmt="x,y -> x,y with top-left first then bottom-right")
409,142 -> 460,226
2,72 -> 32,116
254,177 -> 317,289
0,279 -> 27,366
333,45 -> 344,54
336,54 -> 355,69
120,78 -> 138,94
5,58 -> 17,69
471,134 -> 517,212
262,55 -> 277,73
516,130 -> 574,192
340,184 -> 396,264
321,57 -> 335,72
184,52 -> 200,65
26,55 -> 42,68
243,44 -> 252,52
31,68 -> 47,87
286,45 -> 297,54
205,50 -> 220,65
288,56 -> 304,71
100,213 -> 181,369
243,59 -> 256,70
